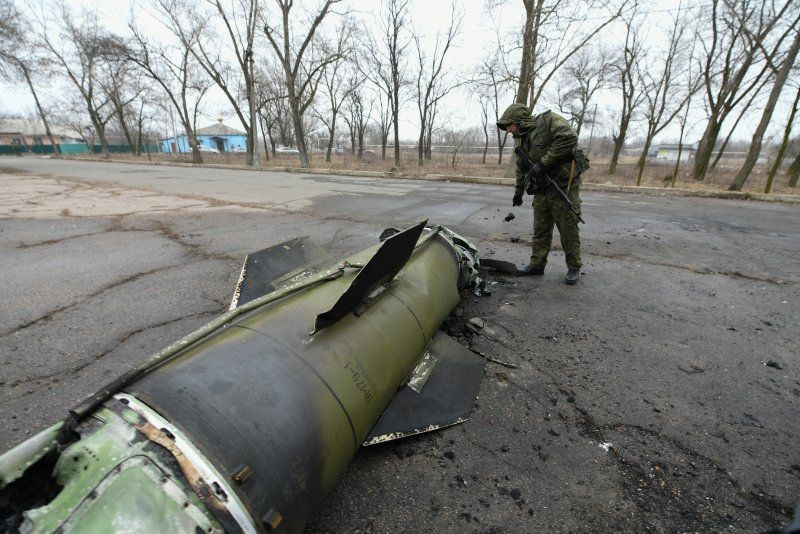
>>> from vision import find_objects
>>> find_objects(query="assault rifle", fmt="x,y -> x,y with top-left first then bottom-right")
514,146 -> 585,224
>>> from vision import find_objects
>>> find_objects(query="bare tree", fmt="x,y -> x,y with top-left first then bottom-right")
360,29 -> 394,161
441,126 -> 477,170
372,0 -> 412,166
489,0 -> 625,110
634,6 -> 697,186
556,46 -> 614,139
0,1 -> 62,155
343,84 -> 374,158
709,74 -> 772,171
669,92 -> 693,188
263,0 -> 343,168
477,95 -> 490,164
764,82 -> 800,193
128,6 -> 210,163
255,60 -> 295,157
412,5 -> 462,166
609,7 -> 646,175
692,0 -> 792,181
471,51 -> 515,164
160,0 -> 259,165
97,37 -> 144,155
311,19 -> 355,162
32,2 -> 119,158
728,3 -> 800,191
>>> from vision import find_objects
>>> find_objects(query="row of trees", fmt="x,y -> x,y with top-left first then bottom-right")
1,0 -> 798,192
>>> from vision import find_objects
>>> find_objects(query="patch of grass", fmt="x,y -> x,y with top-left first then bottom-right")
78,151 -> 799,196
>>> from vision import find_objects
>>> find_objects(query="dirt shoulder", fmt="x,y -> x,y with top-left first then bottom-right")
57,153 -> 800,204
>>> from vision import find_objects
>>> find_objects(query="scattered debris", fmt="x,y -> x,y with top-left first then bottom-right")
504,212 -> 515,222
468,317 -> 486,329
764,360 -> 783,370
468,348 -> 518,369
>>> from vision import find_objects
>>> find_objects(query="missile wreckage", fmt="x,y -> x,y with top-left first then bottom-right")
0,221 -> 488,533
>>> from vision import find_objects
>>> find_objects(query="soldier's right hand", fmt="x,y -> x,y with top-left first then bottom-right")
512,192 -> 523,206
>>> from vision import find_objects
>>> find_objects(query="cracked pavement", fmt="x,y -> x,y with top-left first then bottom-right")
1,159 -> 798,532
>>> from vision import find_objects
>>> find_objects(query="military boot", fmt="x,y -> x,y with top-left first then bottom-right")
565,268 -> 580,285
518,263 -> 544,276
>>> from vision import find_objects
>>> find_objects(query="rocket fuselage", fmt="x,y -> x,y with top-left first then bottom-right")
127,232 -> 461,531
0,227 -> 467,534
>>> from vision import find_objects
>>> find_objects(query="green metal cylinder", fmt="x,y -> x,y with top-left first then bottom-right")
127,234 -> 461,532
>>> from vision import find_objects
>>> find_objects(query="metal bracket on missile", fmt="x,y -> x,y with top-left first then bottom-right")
312,220 -> 428,334
353,281 -> 396,317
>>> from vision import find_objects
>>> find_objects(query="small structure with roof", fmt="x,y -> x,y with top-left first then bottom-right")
652,144 -> 697,162
161,118 -> 247,153
0,118 -> 82,147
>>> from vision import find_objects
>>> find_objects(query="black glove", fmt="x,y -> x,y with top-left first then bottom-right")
530,162 -> 545,180
512,192 -> 523,206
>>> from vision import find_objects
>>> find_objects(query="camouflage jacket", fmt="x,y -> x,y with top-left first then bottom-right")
497,103 -> 579,194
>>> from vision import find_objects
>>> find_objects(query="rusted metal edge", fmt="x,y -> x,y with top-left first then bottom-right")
114,393 -> 260,534
229,255 -> 248,311
362,418 -> 468,446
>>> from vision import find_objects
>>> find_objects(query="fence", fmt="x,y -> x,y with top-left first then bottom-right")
0,143 -> 162,156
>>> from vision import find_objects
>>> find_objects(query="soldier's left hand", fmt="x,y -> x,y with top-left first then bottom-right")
530,162 -> 545,180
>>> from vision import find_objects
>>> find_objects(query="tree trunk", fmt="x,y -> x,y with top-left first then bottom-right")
92,114 -> 111,159
788,151 -> 800,187
417,121 -> 425,166
392,103 -> 400,166
764,85 -> 800,193
259,113 -> 271,162
671,102 -> 690,188
709,86 -> 761,171
728,28 -> 800,191
114,104 -> 136,155
482,128 -> 488,164
608,119 -> 629,175
497,131 -> 507,165
326,116 -> 336,162
20,64 -> 60,157
693,115 -> 722,181
635,134 -> 654,186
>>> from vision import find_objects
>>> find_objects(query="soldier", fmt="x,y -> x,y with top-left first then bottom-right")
496,103 -> 588,285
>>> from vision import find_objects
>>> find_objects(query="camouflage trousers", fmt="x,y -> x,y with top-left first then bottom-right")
529,184 -> 582,269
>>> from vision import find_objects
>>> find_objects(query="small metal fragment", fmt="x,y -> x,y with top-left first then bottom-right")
232,465 -> 252,484
262,508 -> 283,530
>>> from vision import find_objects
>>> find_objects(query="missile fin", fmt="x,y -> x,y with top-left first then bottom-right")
313,220 -> 427,333
363,331 -> 486,446
230,237 -> 333,309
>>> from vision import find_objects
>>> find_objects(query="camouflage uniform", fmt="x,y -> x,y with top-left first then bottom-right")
497,103 -> 582,270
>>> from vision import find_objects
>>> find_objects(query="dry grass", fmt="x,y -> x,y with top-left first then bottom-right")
84,150 -> 799,196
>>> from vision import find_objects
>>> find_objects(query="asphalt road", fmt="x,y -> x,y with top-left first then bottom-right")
1,157 -> 798,532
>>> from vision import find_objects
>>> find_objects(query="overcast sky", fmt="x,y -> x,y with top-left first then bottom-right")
1,0 -> 796,146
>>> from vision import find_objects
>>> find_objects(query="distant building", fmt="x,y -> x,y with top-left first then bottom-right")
0,118 -> 82,146
653,144 -> 697,162
161,119 -> 247,153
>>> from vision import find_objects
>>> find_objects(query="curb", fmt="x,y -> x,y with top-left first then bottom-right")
63,156 -> 800,204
